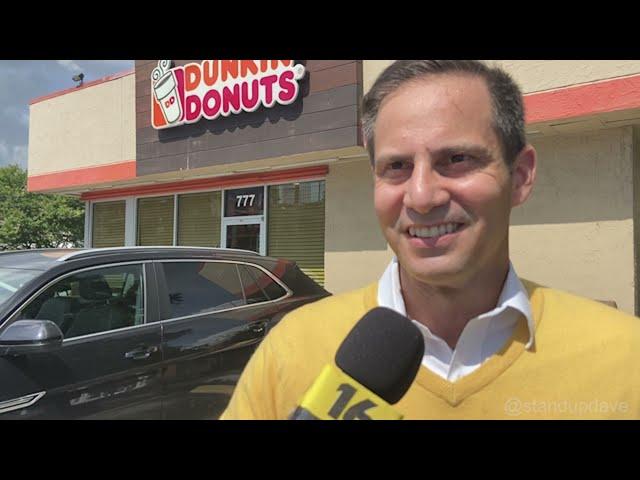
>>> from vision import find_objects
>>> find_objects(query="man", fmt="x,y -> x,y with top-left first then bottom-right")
221,60 -> 640,419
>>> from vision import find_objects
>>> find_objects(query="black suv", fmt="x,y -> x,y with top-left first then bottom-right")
0,247 -> 329,419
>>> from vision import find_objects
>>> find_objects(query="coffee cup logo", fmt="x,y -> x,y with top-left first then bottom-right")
152,60 -> 182,125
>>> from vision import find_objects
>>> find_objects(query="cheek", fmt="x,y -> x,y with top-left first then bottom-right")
454,175 -> 512,224
373,184 -> 403,227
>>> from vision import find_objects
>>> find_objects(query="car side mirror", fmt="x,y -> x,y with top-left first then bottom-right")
0,320 -> 63,356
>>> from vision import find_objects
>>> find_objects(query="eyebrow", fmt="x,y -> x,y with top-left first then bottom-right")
435,144 -> 495,160
374,153 -> 414,166
375,144 -> 496,165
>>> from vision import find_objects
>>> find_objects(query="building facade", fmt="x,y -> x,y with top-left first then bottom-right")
27,60 -> 640,315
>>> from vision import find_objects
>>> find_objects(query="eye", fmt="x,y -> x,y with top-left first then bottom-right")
437,153 -> 481,177
450,154 -> 469,164
375,159 -> 412,179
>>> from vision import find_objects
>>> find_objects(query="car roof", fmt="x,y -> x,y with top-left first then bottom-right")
0,249 -> 74,270
57,246 -> 267,261
0,247 -> 290,270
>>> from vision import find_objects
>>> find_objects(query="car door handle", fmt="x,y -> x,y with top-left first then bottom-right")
249,321 -> 268,335
125,345 -> 158,360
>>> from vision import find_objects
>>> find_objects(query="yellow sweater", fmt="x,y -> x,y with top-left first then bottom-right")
221,280 -> 640,419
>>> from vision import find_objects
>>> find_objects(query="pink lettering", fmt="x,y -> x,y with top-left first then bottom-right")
222,84 -> 241,114
203,89 -> 222,118
241,80 -> 260,111
278,71 -> 296,103
185,95 -> 201,122
259,75 -> 278,106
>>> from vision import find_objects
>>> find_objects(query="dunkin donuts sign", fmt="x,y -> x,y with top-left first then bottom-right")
151,60 -> 306,130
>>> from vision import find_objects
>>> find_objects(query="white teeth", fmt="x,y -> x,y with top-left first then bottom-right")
410,223 -> 460,239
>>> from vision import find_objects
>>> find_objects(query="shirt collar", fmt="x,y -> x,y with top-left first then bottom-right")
377,257 -> 535,350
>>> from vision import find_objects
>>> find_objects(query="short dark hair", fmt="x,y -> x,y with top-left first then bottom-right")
361,60 -> 526,168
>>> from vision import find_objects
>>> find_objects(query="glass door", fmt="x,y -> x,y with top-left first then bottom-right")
222,217 -> 265,255
221,186 -> 266,255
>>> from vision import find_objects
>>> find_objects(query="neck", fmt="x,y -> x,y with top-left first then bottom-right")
400,258 -> 510,350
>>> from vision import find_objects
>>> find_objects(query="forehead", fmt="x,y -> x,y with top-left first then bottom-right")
374,74 -> 499,153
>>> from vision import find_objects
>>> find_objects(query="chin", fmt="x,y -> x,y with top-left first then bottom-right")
399,254 -> 468,286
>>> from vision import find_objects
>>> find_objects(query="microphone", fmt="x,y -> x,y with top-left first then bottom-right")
289,307 -> 424,420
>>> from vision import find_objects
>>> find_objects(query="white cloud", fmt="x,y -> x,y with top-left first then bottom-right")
0,140 -> 8,162
0,140 -> 27,168
54,60 -> 134,84
12,145 -> 27,167
81,60 -> 135,77
2,106 -> 29,127
93,60 -> 133,68
56,60 -> 82,73
20,111 -> 29,127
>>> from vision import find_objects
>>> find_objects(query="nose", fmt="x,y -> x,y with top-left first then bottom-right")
404,160 -> 450,214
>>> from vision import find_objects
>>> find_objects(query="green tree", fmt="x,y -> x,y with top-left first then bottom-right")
0,165 -> 85,249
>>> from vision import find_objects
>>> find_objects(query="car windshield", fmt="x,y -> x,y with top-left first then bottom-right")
0,268 -> 41,308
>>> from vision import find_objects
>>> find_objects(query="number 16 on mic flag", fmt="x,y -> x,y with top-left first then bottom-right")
290,364 -> 404,420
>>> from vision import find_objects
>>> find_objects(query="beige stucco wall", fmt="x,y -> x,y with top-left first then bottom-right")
512,127 -> 635,314
363,60 -> 640,95
28,73 -> 135,177
489,61 -> 640,93
325,158 -> 392,293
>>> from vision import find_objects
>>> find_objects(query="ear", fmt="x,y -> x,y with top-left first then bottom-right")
511,144 -> 537,207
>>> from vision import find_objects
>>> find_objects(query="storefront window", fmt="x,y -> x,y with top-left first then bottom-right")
137,196 -> 174,246
119,180 -> 325,285
268,181 -> 325,286
177,191 -> 222,247
92,201 -> 125,248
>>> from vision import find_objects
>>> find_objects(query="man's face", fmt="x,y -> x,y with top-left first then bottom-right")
372,74 -> 531,288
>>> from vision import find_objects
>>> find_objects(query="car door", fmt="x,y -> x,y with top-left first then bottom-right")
156,259 -> 289,420
0,262 -> 163,419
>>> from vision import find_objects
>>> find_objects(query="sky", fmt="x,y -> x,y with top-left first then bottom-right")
0,60 -> 134,170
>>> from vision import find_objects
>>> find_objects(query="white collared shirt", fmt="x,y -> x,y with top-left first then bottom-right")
377,258 -> 535,382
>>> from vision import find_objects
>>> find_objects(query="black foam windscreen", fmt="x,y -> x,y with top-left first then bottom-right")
335,307 -> 425,405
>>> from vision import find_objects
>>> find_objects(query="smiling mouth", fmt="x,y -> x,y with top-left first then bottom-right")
407,222 -> 464,240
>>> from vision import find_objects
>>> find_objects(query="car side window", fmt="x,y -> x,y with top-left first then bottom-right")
19,264 -> 145,339
161,261 -> 245,319
238,264 -> 287,304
